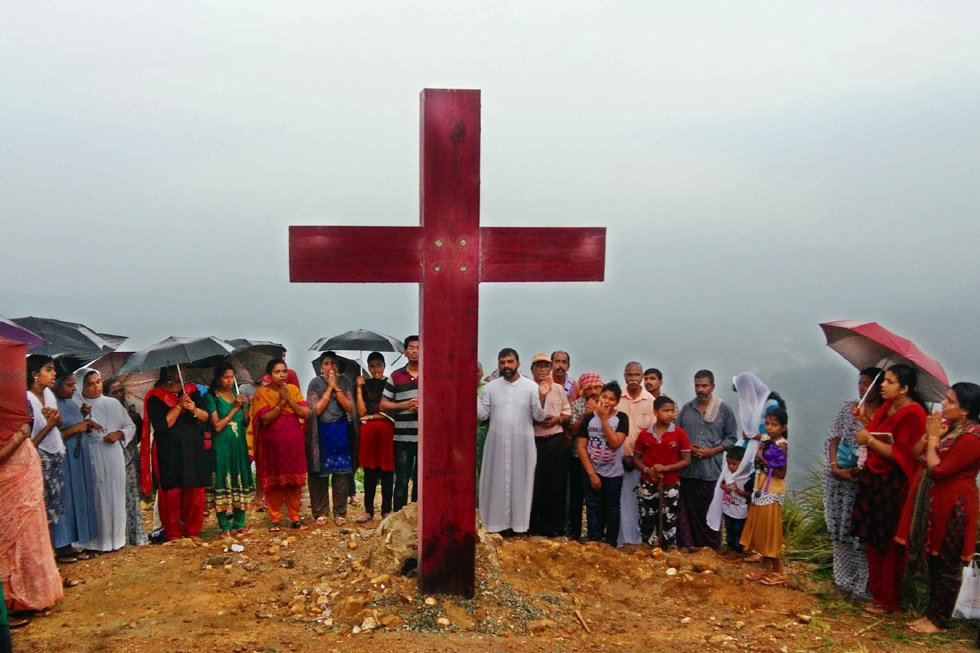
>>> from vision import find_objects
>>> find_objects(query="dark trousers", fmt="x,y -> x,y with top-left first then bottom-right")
566,455 -> 585,539
308,472 -> 350,518
393,441 -> 418,512
583,473 -> 622,547
677,477 -> 722,549
530,435 -> 567,537
363,468 -> 394,517
926,501 -> 968,627
724,514 -> 746,553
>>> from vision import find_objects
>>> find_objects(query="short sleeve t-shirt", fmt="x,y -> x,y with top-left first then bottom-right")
382,366 -> 419,443
633,423 -> 691,486
722,474 -> 755,520
577,411 -> 629,478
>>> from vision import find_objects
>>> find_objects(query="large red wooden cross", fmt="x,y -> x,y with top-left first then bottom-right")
289,89 -> 606,597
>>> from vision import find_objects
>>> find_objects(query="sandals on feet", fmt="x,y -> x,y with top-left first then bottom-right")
335,516 -> 347,526
315,516 -> 329,526
355,514 -> 373,524
269,524 -> 282,533
745,571 -> 766,581
759,574 -> 786,586
291,520 -> 308,530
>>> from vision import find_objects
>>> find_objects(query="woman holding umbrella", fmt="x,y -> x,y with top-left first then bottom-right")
900,382 -> 980,633
144,367 -> 212,543
253,360 -> 310,531
203,363 -> 254,537
851,364 -> 927,614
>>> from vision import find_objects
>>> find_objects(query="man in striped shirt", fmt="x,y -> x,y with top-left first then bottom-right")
381,335 -> 420,511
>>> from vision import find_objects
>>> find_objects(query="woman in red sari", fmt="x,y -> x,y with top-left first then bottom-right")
851,364 -> 927,614
900,382 -> 980,633
253,360 -> 310,531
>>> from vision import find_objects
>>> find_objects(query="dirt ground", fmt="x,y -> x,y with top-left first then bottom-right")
13,502 -> 979,653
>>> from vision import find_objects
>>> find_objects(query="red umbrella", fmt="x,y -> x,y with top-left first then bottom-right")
820,320 -> 950,403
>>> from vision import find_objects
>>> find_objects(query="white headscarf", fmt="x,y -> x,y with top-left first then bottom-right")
74,366 -> 137,446
706,372 -> 770,531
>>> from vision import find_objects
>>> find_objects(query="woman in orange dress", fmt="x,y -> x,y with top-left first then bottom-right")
253,360 -> 310,531
0,409 -> 63,621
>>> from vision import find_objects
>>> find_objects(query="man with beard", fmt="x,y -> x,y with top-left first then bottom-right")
529,353 -> 571,536
477,348 -> 548,534
675,369 -> 737,550
616,361 -> 656,544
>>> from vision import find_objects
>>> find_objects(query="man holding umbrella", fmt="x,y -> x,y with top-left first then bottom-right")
382,336 -> 420,512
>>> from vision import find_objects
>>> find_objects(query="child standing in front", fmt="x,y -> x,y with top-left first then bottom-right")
741,408 -> 789,584
632,396 -> 691,549
719,446 -> 754,561
577,382 -> 630,547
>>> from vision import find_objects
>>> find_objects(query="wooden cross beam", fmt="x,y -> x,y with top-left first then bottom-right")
289,89 -> 606,597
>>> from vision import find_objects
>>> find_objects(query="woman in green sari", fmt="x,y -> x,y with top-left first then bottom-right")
204,363 -> 255,537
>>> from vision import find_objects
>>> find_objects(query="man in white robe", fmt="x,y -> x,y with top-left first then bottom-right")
477,348 -> 547,533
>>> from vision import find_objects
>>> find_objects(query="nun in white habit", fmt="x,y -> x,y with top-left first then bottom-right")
75,367 -> 136,552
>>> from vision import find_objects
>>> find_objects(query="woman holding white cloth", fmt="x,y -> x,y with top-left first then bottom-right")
75,368 -> 135,553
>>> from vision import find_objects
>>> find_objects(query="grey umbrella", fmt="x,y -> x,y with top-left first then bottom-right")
12,316 -> 126,360
118,336 -> 235,386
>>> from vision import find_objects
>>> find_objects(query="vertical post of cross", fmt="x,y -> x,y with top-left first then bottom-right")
417,89 -> 481,597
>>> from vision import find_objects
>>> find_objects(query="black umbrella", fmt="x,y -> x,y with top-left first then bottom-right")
183,338 -> 286,386
118,336 -> 235,386
309,329 -> 405,375
309,329 -> 404,354
226,339 -> 286,383
12,316 -> 126,360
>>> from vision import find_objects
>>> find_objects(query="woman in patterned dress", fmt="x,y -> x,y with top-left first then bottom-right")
823,368 -> 882,599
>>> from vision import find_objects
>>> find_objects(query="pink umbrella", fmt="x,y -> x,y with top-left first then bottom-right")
89,351 -> 158,415
820,320 -> 950,403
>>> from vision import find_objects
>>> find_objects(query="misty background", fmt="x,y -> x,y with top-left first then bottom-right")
3,2 -> 979,484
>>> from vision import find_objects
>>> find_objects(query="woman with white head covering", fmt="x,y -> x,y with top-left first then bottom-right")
706,373 -> 775,538
74,367 -> 135,553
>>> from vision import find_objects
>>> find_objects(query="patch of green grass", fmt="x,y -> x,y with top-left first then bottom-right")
783,467 -> 832,577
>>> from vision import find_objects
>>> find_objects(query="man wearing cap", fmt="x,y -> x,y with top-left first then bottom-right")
616,361 -> 656,545
566,372 -> 603,539
477,348 -> 549,534
529,353 -> 572,537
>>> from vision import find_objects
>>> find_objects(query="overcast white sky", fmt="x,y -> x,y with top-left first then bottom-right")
2,2 -> 979,468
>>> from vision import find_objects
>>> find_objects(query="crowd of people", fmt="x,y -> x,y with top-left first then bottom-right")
823,366 -> 980,633
1,337 -> 979,641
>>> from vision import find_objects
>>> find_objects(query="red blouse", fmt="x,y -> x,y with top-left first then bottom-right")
928,425 -> 980,560
864,400 -> 926,478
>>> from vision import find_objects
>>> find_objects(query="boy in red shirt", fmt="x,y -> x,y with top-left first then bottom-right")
632,396 -> 691,548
